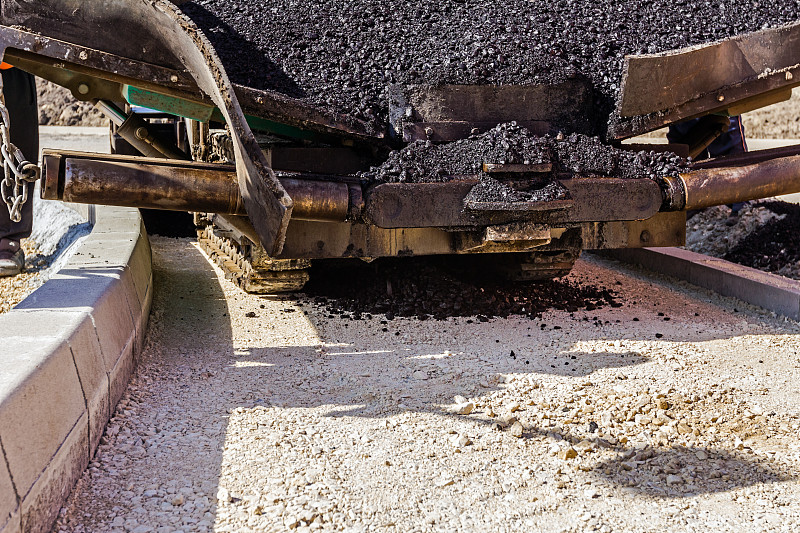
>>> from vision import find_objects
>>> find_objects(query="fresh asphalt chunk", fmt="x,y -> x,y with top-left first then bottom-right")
724,201 -> 800,276
182,0 -> 800,131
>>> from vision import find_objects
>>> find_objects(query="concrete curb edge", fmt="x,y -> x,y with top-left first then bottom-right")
603,247 -> 800,320
0,205 -> 152,533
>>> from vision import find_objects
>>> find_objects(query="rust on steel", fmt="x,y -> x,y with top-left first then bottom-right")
0,25 -> 383,145
610,22 -> 800,140
0,0 -> 294,254
364,177 -> 662,229
676,153 -> 800,210
41,150 -> 355,222
690,143 -> 800,169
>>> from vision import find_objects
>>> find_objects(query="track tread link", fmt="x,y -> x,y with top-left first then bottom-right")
198,226 -> 310,293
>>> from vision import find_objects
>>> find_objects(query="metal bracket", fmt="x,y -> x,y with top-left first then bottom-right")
456,222 -> 552,253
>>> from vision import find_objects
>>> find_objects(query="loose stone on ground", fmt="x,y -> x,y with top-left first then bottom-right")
53,236 -> 800,532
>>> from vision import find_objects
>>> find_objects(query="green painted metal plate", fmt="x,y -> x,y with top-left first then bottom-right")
123,85 -> 215,121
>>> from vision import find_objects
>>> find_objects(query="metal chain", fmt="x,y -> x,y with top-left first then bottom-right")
0,76 -> 40,223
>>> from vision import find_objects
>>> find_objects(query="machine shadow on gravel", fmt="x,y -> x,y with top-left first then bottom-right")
251,258 -> 795,498
592,446 -> 789,498
236,327 -> 788,499
92,241 -> 793,531
81,239 -> 234,528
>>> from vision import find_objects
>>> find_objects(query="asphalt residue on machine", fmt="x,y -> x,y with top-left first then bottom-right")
724,201 -> 800,274
464,178 -> 539,204
182,0 -> 799,131
362,124 -> 688,188
364,123 -> 552,182
303,257 -> 617,321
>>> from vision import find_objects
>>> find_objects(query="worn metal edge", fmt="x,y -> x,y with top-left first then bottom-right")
602,247 -> 800,320
0,205 -> 152,533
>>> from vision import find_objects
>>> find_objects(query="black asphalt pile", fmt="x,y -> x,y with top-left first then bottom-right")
465,179 -> 571,204
182,0 -> 800,130
362,123 -> 688,184
724,201 -> 800,275
465,178 -> 551,204
302,257 -> 617,321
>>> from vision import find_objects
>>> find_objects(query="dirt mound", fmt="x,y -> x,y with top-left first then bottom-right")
724,201 -> 800,278
36,79 -> 106,127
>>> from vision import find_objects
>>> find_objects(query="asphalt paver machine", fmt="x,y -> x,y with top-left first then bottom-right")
3,1 -> 800,291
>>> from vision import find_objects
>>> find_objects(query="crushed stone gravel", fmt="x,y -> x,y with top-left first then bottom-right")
182,0 -> 800,132
54,236 -> 800,532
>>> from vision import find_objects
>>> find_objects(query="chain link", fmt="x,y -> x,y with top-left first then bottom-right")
0,76 -> 41,223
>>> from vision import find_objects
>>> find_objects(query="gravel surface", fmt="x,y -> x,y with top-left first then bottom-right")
0,237 -> 51,314
743,91 -> 800,139
364,124 -> 688,183
182,0 -> 800,132
54,236 -> 800,532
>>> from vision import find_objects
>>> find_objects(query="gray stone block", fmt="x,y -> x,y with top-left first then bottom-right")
0,202 -> 152,533
607,247 -> 800,320
66,237 -> 139,270
20,413 -> 88,533
15,270 -> 136,373
107,338 -> 136,413
126,229 -> 153,309
90,206 -> 141,234
62,318 -> 109,458
0,339 -> 85,498
0,308 -> 108,457
0,452 -> 18,533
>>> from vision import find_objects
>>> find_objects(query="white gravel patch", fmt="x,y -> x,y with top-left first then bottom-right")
55,237 -> 800,532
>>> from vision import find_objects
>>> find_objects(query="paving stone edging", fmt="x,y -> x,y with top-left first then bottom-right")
0,205 -> 152,533
605,247 -> 800,320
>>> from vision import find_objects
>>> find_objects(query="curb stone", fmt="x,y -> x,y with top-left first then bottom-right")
604,247 -> 800,320
0,204 -> 152,533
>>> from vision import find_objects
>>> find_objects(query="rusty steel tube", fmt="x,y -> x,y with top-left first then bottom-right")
676,153 -> 800,210
41,150 -> 358,222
